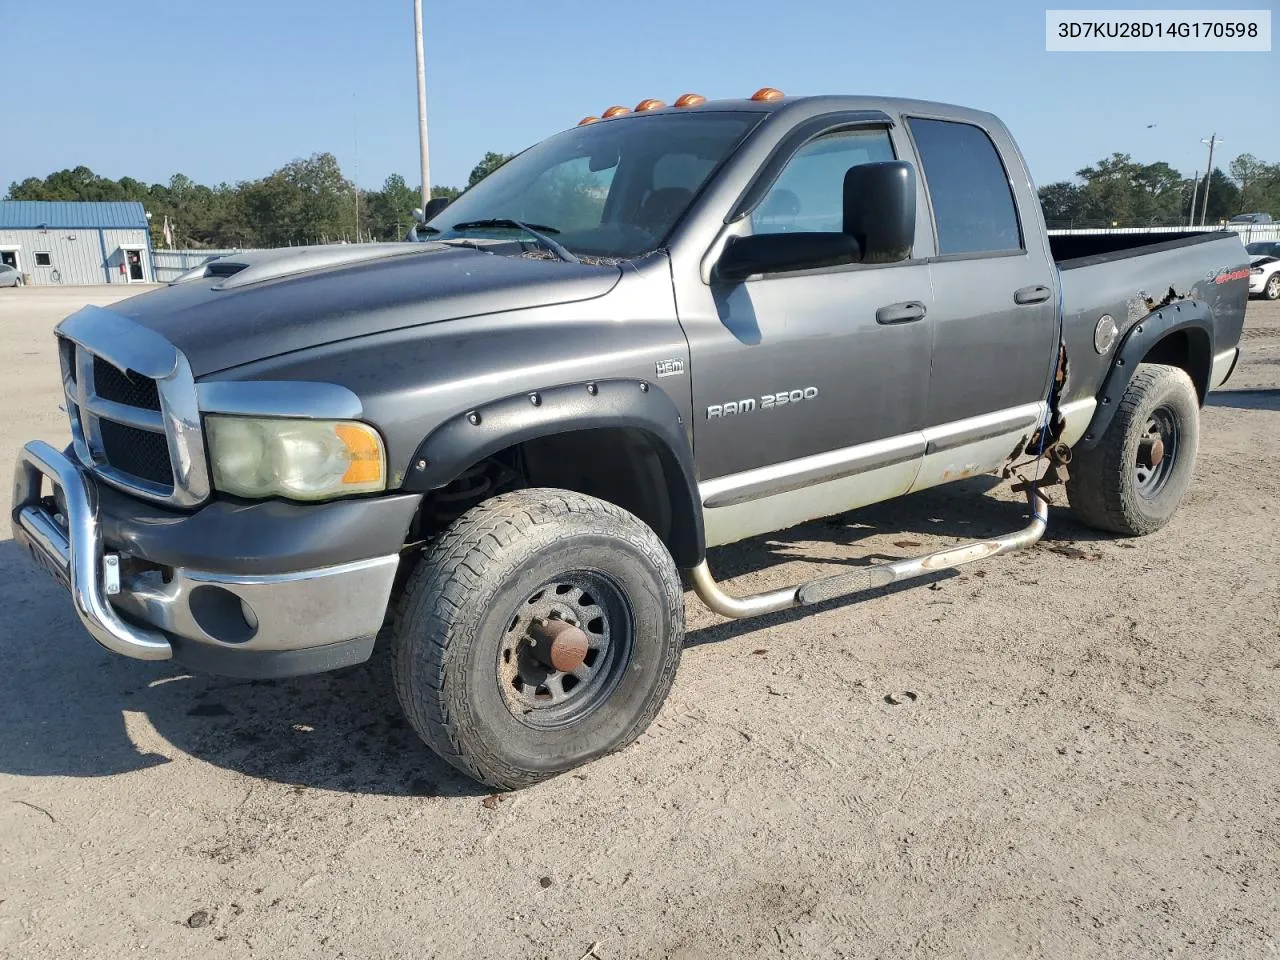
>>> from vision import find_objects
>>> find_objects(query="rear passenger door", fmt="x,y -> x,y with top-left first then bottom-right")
906,116 -> 1058,487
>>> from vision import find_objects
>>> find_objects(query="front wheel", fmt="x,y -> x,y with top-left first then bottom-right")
392,489 -> 685,790
1264,274 -> 1280,301
1066,363 -> 1200,536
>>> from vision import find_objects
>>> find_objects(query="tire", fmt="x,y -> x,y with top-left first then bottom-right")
1265,274 -> 1280,301
1066,363 -> 1199,536
392,488 -> 685,790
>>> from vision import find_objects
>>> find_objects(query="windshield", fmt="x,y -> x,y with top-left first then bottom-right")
1247,242 -> 1279,256
424,112 -> 759,259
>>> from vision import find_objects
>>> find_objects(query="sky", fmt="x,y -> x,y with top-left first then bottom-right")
1,0 -> 1276,194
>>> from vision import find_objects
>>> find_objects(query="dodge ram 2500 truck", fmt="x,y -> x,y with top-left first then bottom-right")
13,90 -> 1249,789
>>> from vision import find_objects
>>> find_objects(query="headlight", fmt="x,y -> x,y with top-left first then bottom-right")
1252,267 -> 1265,275
205,416 -> 386,501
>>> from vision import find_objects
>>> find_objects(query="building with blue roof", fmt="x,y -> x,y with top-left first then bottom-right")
0,201 -> 154,285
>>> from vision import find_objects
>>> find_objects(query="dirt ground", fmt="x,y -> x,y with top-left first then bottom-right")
0,285 -> 1276,960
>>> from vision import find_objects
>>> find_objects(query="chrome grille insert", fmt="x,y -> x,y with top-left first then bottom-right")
55,306 -> 209,507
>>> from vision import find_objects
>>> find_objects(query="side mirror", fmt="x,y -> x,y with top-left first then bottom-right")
716,232 -> 861,282
422,196 -> 452,221
843,161 -> 916,263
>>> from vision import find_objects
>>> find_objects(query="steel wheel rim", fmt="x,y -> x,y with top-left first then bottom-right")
1134,405 -> 1179,499
496,570 -> 634,729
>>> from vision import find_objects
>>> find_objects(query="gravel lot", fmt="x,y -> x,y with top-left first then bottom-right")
0,285 -> 1277,960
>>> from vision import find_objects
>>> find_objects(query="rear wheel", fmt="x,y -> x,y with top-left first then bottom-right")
1265,274 -> 1280,301
1066,363 -> 1199,536
392,489 -> 684,790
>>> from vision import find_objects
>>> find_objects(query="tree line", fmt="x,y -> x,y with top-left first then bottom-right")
1037,152 -> 1279,228
4,151 -> 515,249
7,148 -> 1277,248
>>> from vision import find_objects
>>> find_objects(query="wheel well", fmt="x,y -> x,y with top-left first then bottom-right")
407,427 -> 701,567
1140,328 -> 1212,403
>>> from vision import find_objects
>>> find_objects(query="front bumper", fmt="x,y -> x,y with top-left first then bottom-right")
12,440 -> 403,676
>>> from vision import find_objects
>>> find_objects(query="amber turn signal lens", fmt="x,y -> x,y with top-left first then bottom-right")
750,87 -> 785,102
578,116 -> 600,126
634,98 -> 666,111
601,105 -> 631,119
674,93 -> 706,108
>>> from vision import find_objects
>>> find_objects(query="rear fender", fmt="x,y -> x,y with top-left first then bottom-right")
1075,299 -> 1213,450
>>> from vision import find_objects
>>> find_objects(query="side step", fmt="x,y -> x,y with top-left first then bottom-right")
688,487 -> 1049,620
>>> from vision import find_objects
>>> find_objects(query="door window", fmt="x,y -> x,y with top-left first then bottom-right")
751,128 -> 896,236
907,118 -> 1023,255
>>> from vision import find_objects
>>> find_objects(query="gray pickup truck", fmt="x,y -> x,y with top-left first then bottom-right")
13,91 -> 1249,789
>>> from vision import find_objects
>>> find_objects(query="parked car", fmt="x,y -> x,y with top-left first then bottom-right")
13,90 -> 1250,789
0,263 -> 24,287
1230,212 -> 1274,224
1247,240 -> 1280,299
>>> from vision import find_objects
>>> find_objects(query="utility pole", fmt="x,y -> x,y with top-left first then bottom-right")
1187,170 -> 1199,227
1198,134 -> 1221,226
414,0 -> 431,208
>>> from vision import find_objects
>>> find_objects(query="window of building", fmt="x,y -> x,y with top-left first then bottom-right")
907,118 -> 1023,255
35,253 -> 52,267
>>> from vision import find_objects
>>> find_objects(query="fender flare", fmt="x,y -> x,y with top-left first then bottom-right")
1074,299 -> 1214,451
403,379 -> 705,566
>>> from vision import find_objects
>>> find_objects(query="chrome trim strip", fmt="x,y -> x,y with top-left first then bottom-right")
197,381 -> 364,420
698,404 -> 1045,510
699,434 -> 925,509
85,397 -> 165,432
11,440 -> 173,660
922,402 -> 1045,456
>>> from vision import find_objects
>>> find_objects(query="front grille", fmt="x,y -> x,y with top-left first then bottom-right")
93,356 -> 161,410
98,420 -> 175,486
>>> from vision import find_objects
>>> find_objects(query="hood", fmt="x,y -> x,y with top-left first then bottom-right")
109,243 -> 622,376
1250,255 -> 1277,268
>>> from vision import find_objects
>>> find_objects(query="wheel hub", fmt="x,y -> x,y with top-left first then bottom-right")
1138,433 -> 1165,468
496,572 -> 633,729
1133,405 -> 1179,499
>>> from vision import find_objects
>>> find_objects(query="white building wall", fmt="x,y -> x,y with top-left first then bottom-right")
0,227 -> 152,285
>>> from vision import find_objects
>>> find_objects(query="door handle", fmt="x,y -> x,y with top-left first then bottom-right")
1014,284 -> 1053,305
876,301 -> 927,325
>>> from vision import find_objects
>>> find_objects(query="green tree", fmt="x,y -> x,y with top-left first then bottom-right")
468,151 -> 515,188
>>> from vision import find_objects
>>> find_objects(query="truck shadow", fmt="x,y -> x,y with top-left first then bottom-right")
686,477 -> 1121,648
1205,388 -> 1280,412
0,539 -> 483,798
0,478 -> 1114,797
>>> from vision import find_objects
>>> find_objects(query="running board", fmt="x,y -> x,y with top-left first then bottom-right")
688,487 -> 1049,620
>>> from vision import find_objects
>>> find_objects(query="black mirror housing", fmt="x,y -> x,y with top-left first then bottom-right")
843,161 -> 916,263
716,232 -> 862,282
422,196 -> 453,221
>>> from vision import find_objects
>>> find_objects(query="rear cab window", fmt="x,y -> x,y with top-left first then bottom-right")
906,118 -> 1023,256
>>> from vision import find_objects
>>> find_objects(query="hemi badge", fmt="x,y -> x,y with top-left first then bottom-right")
655,358 -> 685,378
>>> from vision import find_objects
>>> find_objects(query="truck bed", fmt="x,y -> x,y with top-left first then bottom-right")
1053,230 -> 1250,436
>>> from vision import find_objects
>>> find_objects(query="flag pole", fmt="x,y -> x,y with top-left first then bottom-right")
414,0 -> 431,208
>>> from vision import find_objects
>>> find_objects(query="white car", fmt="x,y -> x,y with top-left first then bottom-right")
1247,241 -> 1280,300
0,263 -> 24,288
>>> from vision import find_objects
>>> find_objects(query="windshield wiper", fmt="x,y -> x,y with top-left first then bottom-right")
448,218 -> 580,264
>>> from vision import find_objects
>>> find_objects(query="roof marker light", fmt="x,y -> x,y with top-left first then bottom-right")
634,98 -> 666,112
601,105 -> 631,119
674,93 -> 706,108
578,116 -> 600,126
750,87 -> 785,102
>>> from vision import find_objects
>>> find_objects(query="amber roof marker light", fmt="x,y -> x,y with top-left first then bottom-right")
750,87 -> 785,102
601,105 -> 631,119
634,98 -> 666,112
674,93 -> 707,108
578,116 -> 600,126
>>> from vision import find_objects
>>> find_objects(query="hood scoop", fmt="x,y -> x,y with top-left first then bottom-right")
173,242 -> 448,290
